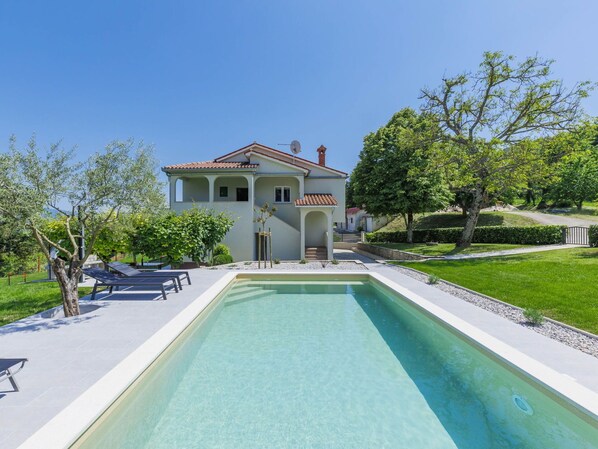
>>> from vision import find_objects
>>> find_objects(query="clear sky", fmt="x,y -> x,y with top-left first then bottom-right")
1,0 -> 597,175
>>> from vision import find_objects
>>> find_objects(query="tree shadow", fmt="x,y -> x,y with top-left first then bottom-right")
0,313 -> 98,335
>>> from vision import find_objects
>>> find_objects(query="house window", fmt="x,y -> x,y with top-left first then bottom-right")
350,217 -> 353,224
274,186 -> 291,203
219,186 -> 228,198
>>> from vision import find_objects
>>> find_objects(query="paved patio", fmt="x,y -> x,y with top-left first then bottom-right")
1,254 -> 598,448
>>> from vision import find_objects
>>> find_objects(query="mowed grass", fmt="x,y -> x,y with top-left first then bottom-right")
0,271 -> 94,326
395,248 -> 598,334
374,243 -> 529,257
379,211 -> 538,232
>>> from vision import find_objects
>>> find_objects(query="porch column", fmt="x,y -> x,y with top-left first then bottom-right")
297,175 -> 304,198
327,210 -> 334,260
168,175 -> 179,208
300,208 -> 306,260
205,175 -> 216,203
246,174 -> 255,207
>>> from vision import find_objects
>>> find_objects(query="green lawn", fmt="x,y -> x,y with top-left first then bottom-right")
374,243 -> 529,257
378,211 -> 538,232
0,271 -> 94,326
395,248 -> 598,334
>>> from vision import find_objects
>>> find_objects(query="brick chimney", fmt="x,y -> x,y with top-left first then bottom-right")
317,145 -> 327,166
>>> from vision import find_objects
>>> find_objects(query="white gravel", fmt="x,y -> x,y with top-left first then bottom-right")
388,264 -> 598,359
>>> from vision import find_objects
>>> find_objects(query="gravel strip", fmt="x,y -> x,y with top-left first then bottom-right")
387,263 -> 598,359
208,261 -> 368,271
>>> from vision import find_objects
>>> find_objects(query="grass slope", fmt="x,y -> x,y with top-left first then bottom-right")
376,243 -> 529,257
379,212 -> 538,232
0,271 -> 93,326
397,248 -> 598,334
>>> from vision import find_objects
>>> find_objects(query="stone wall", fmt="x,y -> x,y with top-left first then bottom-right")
356,243 -> 428,261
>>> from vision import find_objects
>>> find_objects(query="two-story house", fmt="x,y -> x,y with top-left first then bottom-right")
162,142 -> 347,261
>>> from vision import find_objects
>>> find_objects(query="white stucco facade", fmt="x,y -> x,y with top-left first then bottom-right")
163,143 -> 347,261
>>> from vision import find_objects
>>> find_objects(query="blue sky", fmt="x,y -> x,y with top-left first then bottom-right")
1,0 -> 597,175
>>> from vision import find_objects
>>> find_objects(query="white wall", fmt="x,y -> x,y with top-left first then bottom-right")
257,214 -> 301,260
305,211 -> 327,247
304,177 -> 346,222
214,176 -> 248,202
254,176 -> 301,230
182,177 -> 209,202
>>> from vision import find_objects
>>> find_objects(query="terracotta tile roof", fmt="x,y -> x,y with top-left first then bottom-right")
346,207 -> 362,214
163,161 -> 259,170
294,194 -> 338,207
214,142 -> 348,176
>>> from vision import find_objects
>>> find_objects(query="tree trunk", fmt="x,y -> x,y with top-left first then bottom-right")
457,188 -> 484,247
576,201 -> 583,210
51,258 -> 81,317
406,211 -> 414,244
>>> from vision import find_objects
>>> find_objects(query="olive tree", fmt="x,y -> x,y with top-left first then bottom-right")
0,137 -> 165,316
421,51 -> 591,246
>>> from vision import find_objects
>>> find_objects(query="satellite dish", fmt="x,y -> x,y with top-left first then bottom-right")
290,140 -> 302,154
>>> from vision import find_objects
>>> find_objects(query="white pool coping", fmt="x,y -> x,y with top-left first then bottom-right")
17,271 -> 598,448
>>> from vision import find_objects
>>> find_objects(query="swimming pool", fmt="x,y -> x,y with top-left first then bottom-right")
66,274 -> 598,448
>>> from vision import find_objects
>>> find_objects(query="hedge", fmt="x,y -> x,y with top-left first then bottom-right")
590,225 -> 598,247
366,225 -> 567,245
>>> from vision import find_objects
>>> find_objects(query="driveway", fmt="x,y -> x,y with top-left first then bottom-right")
506,211 -> 597,227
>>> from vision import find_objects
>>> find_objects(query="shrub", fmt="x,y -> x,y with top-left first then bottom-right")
427,274 -> 440,284
299,259 -> 307,264
331,259 -> 339,265
589,225 -> 598,247
212,254 -> 233,266
367,225 -> 566,245
213,244 -> 231,257
523,308 -> 544,326
274,258 -> 280,264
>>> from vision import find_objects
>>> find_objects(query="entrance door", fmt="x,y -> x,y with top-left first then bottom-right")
236,188 -> 248,202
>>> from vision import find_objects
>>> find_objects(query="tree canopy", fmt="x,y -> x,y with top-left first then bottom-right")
421,51 -> 592,246
0,137 -> 165,316
352,108 -> 451,242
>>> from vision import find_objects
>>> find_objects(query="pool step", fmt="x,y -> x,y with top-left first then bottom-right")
224,287 -> 274,306
305,246 -> 327,261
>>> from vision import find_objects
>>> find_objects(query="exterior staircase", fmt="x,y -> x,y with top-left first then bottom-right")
305,246 -> 327,261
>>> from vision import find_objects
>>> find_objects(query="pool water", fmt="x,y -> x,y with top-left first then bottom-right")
75,280 -> 598,448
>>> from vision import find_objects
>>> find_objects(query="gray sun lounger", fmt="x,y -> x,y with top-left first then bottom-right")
83,268 -> 179,301
108,261 -> 191,290
1,358 -> 28,392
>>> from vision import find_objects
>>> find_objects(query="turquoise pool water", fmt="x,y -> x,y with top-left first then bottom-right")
75,279 -> 598,448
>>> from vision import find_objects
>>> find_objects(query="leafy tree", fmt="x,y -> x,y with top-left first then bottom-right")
352,108 -> 451,243
133,208 -> 233,265
345,179 -> 358,208
0,217 -> 39,276
550,152 -> 598,209
183,208 -> 233,263
0,137 -> 165,316
421,51 -> 591,246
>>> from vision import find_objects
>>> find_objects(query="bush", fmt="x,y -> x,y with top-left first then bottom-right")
212,254 -> 233,266
589,225 -> 598,247
523,308 -> 544,326
213,244 -> 231,257
366,225 -> 567,245
427,274 -> 440,284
